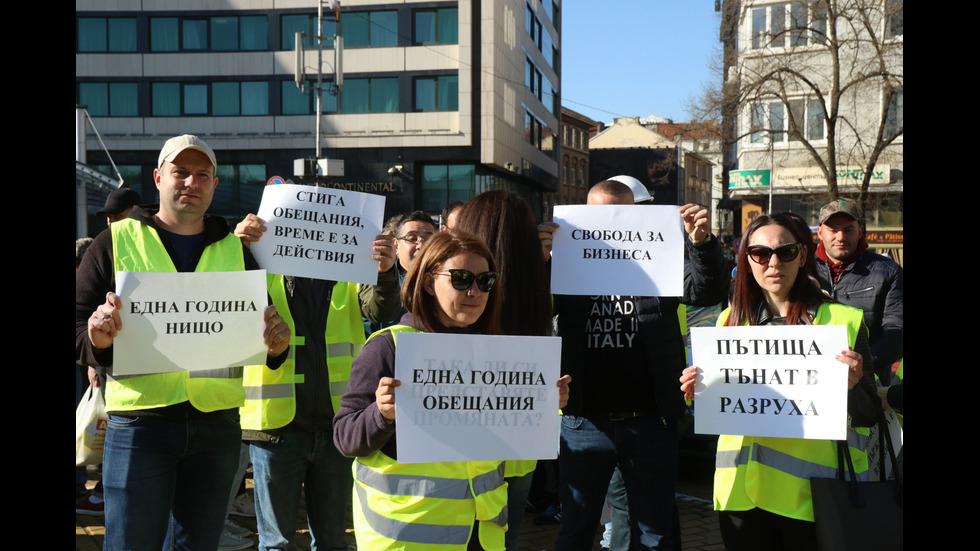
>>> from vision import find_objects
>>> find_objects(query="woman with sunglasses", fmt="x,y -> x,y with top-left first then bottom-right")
679,212 -> 880,551
334,230 -> 570,551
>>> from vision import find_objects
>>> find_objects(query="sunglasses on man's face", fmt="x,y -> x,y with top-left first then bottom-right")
746,243 -> 802,265
433,269 -> 498,293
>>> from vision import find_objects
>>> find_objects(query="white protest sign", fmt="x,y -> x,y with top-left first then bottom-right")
393,333 -> 562,463
250,184 -> 385,284
550,205 -> 683,296
690,325 -> 850,440
113,270 -> 269,375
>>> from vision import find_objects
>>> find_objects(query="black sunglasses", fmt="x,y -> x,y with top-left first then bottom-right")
747,243 -> 803,265
433,269 -> 498,292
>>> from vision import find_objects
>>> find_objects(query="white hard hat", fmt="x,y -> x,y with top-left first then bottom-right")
607,175 -> 653,203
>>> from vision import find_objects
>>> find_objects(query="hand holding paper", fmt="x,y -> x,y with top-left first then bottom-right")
679,365 -> 700,402
235,214 -> 267,247
372,234 -> 396,273
88,291 -> 123,349
263,304 -> 291,357
837,349 -> 864,390
537,221 -> 558,263
679,203 -> 710,244
376,376 -> 400,422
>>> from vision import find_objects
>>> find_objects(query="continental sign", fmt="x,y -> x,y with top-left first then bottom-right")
318,181 -> 403,193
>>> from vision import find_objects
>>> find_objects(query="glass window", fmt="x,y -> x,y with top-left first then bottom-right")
212,82 -> 240,116
342,78 -> 398,113
184,84 -> 208,114
750,104 -> 765,143
885,0 -> 903,39
79,83 -> 108,116
421,164 -> 474,212
282,14 -> 334,50
108,83 -> 138,116
751,8 -> 766,49
526,3 -> 543,50
883,89 -> 903,136
788,99 -> 805,141
346,11 -> 397,48
770,5 -> 786,48
210,16 -> 268,50
241,16 -> 268,50
109,18 -> 137,51
282,81 -> 312,114
370,78 -> 399,112
414,8 -> 458,44
790,3 -> 808,46
811,7 -> 827,44
241,82 -> 269,115
78,18 -> 137,52
342,79 -> 369,113
211,164 -> 267,221
749,99 -> 825,144
182,19 -> 208,50
211,17 -> 239,51
78,19 -> 107,52
415,75 -> 458,111
152,83 -> 180,116
807,98 -> 825,140
544,1 -> 557,25
282,14 -> 314,49
151,18 -> 179,52
526,112 -> 543,148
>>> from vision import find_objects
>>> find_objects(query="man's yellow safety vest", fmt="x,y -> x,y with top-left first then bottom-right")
712,302 -> 871,522
352,326 -> 509,551
106,218 -> 246,412
240,274 -> 364,430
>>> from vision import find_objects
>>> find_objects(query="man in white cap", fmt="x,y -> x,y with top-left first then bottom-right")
76,134 -> 292,550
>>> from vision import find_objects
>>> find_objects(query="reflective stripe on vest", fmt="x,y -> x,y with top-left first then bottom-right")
712,302 -> 870,522
715,427 -> 867,481
105,218 -> 246,412
240,274 -> 364,430
351,325 -> 508,551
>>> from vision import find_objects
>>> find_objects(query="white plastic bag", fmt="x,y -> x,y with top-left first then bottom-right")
75,386 -> 107,466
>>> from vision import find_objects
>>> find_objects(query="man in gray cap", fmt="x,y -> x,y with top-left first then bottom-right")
815,199 -> 903,381
76,134 -> 291,550
96,187 -> 142,227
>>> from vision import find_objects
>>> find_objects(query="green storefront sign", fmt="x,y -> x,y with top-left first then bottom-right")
730,169 -> 770,189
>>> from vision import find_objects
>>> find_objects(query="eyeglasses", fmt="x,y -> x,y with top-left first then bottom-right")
433,269 -> 498,293
747,243 -> 803,265
396,233 -> 431,245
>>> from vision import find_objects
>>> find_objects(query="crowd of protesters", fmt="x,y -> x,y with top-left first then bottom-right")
77,135 -> 901,551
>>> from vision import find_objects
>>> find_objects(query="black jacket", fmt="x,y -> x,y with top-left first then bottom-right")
555,235 -> 730,420
816,249 -> 903,381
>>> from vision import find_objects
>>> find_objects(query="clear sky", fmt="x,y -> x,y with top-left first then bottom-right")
559,1 -> 722,125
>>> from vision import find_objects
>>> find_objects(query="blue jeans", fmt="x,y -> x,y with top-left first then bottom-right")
606,466 -> 631,551
607,466 -> 684,551
556,414 -> 679,551
101,408 -> 241,551
250,427 -> 353,551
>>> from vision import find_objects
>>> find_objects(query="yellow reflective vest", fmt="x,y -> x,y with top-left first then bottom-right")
240,274 -> 364,430
352,326 -> 509,551
712,302 -> 870,522
106,218 -> 246,412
